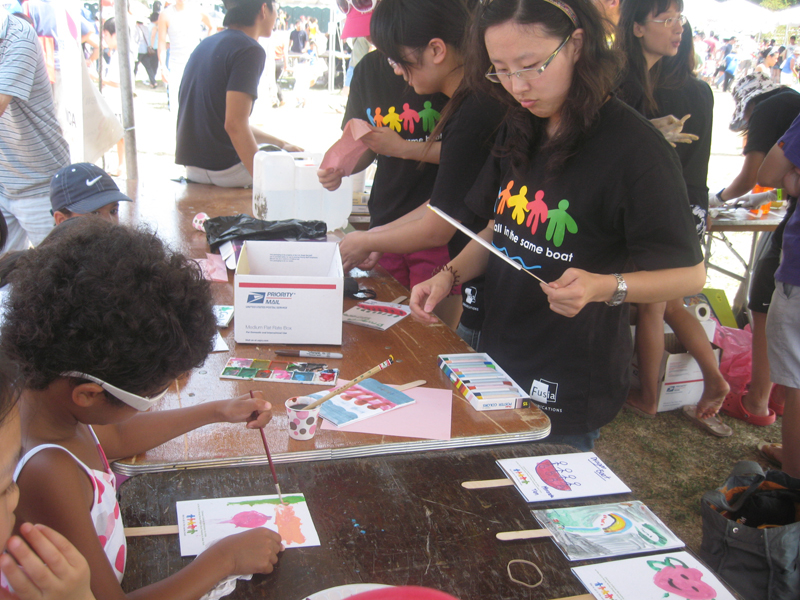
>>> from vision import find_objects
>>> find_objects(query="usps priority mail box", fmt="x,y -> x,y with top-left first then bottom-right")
234,241 -> 343,345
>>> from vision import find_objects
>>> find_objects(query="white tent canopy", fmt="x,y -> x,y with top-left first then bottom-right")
685,0 -> 778,35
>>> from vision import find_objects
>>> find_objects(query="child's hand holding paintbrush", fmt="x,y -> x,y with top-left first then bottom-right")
215,390 -> 272,428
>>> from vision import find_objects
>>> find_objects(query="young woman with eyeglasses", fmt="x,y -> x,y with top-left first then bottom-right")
336,0 -> 507,348
409,0 -> 705,449
615,4 -> 729,430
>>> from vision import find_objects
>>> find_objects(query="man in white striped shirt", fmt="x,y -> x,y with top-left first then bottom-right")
0,8 -> 69,253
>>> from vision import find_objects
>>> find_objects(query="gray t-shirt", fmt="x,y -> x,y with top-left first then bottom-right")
0,12 -> 69,199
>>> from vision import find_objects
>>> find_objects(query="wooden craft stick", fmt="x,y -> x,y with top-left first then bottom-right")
251,391 -> 283,504
428,205 -> 547,285
461,478 -> 514,489
305,356 -> 395,410
124,525 -> 179,537
497,529 -> 553,541
390,295 -> 408,304
394,380 -> 425,391
550,595 -> 593,600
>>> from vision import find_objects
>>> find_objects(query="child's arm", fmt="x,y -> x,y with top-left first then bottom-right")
15,450 -> 283,600
93,392 -> 271,461
0,523 -> 95,600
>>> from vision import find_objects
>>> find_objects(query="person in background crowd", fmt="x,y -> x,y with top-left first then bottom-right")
288,19 -> 308,53
0,8 -> 69,254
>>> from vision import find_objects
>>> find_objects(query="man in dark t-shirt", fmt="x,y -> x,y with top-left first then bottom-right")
175,0 -> 301,188
288,21 -> 308,54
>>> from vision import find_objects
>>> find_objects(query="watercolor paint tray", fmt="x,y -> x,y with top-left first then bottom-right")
220,358 -> 338,386
438,353 -> 530,411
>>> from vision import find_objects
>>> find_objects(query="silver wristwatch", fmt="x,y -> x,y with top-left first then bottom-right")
605,273 -> 627,307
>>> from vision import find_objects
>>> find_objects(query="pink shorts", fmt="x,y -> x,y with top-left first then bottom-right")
378,246 -> 453,290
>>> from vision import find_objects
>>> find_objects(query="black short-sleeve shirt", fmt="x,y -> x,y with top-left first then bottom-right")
744,88 -> 800,155
429,92 -> 506,330
175,29 -> 265,171
466,98 -> 703,435
343,51 -> 447,228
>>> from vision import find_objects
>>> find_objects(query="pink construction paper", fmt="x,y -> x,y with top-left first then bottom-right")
320,384 -> 452,440
320,119 -> 373,175
196,253 -> 228,282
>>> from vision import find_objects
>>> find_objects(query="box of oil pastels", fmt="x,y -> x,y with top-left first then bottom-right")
438,353 -> 530,411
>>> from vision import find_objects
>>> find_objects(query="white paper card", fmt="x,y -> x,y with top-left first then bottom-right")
176,493 -> 320,556
572,551 -> 737,600
497,452 -> 630,503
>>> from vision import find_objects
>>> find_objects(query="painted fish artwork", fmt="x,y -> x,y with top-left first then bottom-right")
309,378 -> 416,427
572,551 -> 737,600
176,493 -> 320,556
532,501 -> 684,561
342,300 -> 412,331
496,453 -> 630,503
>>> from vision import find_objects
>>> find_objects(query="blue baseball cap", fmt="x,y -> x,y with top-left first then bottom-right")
50,163 -> 132,214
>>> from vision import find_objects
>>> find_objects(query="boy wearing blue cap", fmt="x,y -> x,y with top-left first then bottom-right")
49,163 -> 131,225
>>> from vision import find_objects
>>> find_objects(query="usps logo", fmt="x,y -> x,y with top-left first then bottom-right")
247,292 -> 266,304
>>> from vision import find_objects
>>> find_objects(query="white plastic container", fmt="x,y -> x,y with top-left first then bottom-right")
252,151 -> 353,231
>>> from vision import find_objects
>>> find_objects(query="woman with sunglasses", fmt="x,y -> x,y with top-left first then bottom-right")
615,4 -> 729,431
336,0 -> 507,347
409,0 -> 705,449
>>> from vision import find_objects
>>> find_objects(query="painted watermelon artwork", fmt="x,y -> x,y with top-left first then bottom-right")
535,459 -> 572,491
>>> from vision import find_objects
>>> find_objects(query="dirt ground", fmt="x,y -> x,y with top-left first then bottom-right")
120,73 -> 785,554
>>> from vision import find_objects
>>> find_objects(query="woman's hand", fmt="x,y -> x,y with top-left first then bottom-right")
215,391 -> 272,429
362,127 -> 408,157
0,523 -> 95,600
409,270 -> 455,324
317,167 -> 345,191
650,114 -> 698,147
541,268 -> 616,317
338,231 -> 373,272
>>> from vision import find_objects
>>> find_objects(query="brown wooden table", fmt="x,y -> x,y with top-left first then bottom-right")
115,181 -> 550,475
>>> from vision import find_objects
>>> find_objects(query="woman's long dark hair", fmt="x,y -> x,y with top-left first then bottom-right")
616,0 -> 684,117
656,21 -> 695,91
467,0 -> 622,174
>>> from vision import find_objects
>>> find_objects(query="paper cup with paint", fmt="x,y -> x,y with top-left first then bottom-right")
286,396 -> 320,440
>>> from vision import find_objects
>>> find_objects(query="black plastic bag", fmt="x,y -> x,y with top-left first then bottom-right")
204,215 -> 327,251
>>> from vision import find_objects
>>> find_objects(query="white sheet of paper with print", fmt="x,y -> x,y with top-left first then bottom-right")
176,493 -> 320,556
497,452 -> 630,503
572,551 -> 737,600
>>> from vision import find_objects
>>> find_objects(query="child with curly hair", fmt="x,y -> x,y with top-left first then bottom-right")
1,219 -> 283,600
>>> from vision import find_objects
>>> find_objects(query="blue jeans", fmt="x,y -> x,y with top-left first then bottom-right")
456,322 -> 481,349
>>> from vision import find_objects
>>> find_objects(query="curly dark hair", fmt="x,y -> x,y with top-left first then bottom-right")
466,0 -> 623,175
0,219 -> 217,398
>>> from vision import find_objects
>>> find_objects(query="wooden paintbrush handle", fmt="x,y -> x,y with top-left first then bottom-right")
394,380 -> 425,391
461,478 -> 514,489
496,529 -> 553,541
306,356 -> 394,409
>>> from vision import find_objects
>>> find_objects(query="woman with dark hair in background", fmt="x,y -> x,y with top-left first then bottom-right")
410,0 -> 705,450
616,2 -> 729,432
334,0 -> 507,348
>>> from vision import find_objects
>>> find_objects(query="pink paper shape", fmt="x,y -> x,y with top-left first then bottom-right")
320,119 -> 373,175
196,253 -> 228,282
321,384 -> 452,440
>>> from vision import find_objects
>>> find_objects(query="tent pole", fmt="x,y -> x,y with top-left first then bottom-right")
328,0 -> 335,92
113,0 -> 139,180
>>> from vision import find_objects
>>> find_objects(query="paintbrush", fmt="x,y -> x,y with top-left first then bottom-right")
427,205 -> 548,285
250,391 -> 283,504
304,356 -> 395,410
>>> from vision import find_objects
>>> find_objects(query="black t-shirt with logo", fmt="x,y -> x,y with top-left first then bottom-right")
465,98 -> 703,435
176,29 -> 265,171
343,51 -> 447,228
429,92 -> 506,330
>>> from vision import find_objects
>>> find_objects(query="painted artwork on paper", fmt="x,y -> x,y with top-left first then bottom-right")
572,551 -> 737,600
532,501 -> 684,561
310,378 -> 416,427
497,453 -> 630,503
176,493 -> 321,556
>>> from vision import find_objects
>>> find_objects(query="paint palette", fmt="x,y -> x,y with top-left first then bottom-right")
219,358 -> 338,386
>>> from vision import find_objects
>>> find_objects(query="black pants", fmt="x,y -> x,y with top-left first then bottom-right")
138,52 -> 158,86
723,71 -> 735,92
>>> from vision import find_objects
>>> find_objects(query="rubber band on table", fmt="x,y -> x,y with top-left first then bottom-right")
507,559 -> 544,589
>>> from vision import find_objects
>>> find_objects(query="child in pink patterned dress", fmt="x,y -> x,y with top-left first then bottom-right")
1,219 -> 284,600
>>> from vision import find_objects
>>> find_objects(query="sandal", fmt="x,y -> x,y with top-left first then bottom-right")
757,441 -> 783,467
720,390 -> 776,426
682,405 -> 733,437
769,384 -> 785,417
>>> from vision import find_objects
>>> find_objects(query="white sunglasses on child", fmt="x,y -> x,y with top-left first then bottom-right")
336,0 -> 377,15
62,372 -> 169,411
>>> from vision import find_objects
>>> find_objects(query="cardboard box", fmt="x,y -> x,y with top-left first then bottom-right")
234,241 -> 343,345
630,332 -> 722,412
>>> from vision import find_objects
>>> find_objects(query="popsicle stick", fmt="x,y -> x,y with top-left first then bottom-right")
305,356 -> 394,410
461,478 -> 514,489
497,529 -> 553,541
395,380 -> 425,391
428,205 -> 547,285
124,525 -> 179,537
550,595 -> 593,600
390,295 -> 408,304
